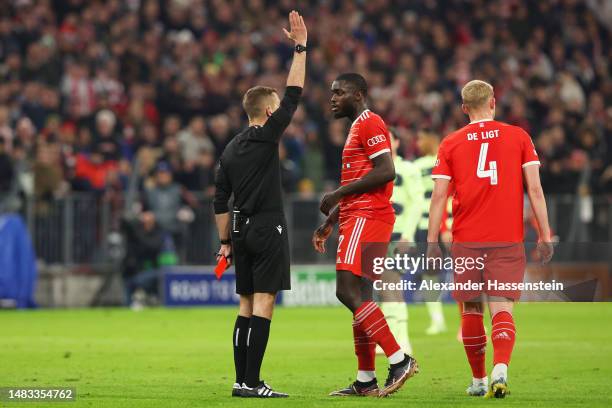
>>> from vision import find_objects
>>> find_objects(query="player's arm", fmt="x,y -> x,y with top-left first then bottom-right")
262,11 -> 307,142
213,161 -> 232,263
319,153 -> 395,215
426,178 -> 450,243
523,164 -> 553,262
424,178 -> 449,264
325,205 -> 340,226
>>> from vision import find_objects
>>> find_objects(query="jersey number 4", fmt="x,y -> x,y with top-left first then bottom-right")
477,143 -> 498,185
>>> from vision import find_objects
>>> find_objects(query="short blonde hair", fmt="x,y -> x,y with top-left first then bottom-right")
242,86 -> 278,120
461,80 -> 494,110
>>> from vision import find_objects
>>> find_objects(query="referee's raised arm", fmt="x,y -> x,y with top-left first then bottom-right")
260,11 -> 307,143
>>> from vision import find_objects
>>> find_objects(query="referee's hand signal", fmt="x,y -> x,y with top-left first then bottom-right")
283,10 -> 307,46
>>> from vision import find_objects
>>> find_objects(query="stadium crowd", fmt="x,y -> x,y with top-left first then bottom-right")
0,0 -> 611,218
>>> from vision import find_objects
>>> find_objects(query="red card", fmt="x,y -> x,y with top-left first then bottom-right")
214,256 -> 228,280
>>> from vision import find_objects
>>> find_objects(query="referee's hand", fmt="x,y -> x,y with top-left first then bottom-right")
282,10 -> 307,46
216,244 -> 232,266
312,223 -> 332,253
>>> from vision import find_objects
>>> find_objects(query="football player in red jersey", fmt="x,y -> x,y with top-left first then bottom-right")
427,80 -> 553,398
312,73 -> 418,397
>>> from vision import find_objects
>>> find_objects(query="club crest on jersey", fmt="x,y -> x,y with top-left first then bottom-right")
276,225 -> 283,234
367,134 -> 386,146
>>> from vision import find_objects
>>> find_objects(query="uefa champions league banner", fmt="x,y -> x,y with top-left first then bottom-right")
162,266 -> 285,306
162,265 -> 333,307
163,267 -> 240,306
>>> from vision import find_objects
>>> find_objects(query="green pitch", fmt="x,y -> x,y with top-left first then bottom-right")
1,303 -> 611,407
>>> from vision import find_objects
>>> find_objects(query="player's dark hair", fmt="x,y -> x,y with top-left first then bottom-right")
336,73 -> 368,97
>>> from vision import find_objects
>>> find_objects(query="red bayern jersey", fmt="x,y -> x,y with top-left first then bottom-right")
339,109 -> 395,225
432,119 -> 540,243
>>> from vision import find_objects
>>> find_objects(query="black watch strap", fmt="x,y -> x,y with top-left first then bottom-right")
220,238 -> 231,245
295,44 -> 307,53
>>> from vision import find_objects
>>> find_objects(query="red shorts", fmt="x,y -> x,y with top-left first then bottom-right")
336,216 -> 393,277
451,243 -> 526,302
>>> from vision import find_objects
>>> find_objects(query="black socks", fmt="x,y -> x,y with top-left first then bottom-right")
244,315 -> 271,388
232,315 -> 250,384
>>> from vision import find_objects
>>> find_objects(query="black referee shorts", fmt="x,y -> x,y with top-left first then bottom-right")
231,212 -> 290,295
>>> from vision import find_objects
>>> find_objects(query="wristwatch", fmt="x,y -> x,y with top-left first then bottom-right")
220,238 -> 231,245
295,44 -> 307,53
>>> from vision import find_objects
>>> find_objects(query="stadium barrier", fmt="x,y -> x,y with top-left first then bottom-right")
32,259 -> 611,308
16,192 -> 612,267
3,192 -> 611,307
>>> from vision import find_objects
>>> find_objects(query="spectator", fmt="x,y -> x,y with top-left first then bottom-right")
93,109 -> 121,162
33,142 -> 66,212
73,151 -> 118,192
208,114 -> 233,156
176,146 -> 216,194
143,162 -> 195,239
0,0 -> 608,201
177,116 -> 214,163
0,138 -> 14,193
0,105 -> 14,151
121,211 -> 164,308
279,142 -> 300,193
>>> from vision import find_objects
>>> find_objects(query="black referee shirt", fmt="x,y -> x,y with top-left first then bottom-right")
213,86 -> 302,216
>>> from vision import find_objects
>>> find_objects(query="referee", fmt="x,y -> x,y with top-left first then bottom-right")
213,11 -> 307,399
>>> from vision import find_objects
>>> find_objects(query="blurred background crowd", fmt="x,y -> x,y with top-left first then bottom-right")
0,0 -> 611,306
0,0 -> 611,205
0,0 -> 609,242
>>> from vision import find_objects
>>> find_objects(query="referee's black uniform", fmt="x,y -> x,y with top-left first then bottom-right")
213,86 -> 302,295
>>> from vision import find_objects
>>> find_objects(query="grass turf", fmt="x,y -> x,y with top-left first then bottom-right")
0,303 -> 611,407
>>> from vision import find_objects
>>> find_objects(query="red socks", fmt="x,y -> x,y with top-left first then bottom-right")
462,310 -> 517,378
352,321 -> 375,371
491,311 -> 516,365
461,312 -> 487,378
354,301 -> 401,357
